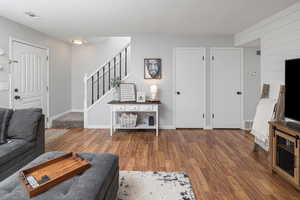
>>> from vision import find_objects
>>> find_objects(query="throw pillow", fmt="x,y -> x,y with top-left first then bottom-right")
7,108 -> 42,142
0,108 -> 13,144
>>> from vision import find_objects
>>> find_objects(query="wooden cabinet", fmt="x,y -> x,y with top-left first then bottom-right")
269,122 -> 300,189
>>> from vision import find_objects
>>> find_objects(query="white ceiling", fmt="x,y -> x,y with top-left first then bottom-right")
0,0 -> 299,42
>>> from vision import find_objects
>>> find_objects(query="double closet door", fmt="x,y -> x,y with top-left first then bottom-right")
175,47 -> 243,129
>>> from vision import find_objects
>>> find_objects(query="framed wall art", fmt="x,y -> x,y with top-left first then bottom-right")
144,58 -> 161,79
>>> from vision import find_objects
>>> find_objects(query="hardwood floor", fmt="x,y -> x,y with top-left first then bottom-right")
46,129 -> 300,200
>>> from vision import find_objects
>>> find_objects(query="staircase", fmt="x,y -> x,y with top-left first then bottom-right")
52,112 -> 84,128
51,43 -> 130,129
83,43 -> 131,128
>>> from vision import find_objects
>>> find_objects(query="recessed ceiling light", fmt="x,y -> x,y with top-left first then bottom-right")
25,11 -> 40,18
72,40 -> 84,45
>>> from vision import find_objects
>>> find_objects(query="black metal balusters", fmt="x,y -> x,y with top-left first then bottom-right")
91,76 -> 94,104
88,44 -> 130,107
125,47 -> 127,76
114,57 -> 116,79
97,71 -> 99,100
119,52 -> 122,79
103,66 -> 105,95
108,62 -> 111,90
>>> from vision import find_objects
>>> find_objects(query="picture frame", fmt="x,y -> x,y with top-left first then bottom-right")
136,92 -> 146,103
120,83 -> 136,102
144,58 -> 161,79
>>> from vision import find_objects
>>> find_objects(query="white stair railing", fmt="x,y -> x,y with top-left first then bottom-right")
83,43 -> 130,128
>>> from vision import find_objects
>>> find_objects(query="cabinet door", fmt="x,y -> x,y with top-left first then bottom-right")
273,130 -> 299,186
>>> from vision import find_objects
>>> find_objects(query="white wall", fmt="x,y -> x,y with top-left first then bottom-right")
87,34 -> 235,128
0,16 -> 72,117
235,2 -> 300,98
71,37 -> 130,110
243,48 -> 261,120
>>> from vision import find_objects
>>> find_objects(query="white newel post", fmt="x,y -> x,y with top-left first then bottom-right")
84,73 -> 88,128
8,73 -> 13,109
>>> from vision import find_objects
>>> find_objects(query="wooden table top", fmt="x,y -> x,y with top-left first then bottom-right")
108,100 -> 161,104
269,121 -> 300,137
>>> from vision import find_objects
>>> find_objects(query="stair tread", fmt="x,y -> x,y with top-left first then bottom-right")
52,112 -> 83,128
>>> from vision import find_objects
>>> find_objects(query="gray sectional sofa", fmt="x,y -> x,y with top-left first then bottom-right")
0,108 -> 45,181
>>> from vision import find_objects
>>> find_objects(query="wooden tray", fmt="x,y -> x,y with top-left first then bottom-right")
19,152 -> 91,198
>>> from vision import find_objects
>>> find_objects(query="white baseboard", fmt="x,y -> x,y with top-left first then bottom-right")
87,125 -> 176,129
160,125 -> 176,129
204,125 -> 212,130
87,125 -> 110,129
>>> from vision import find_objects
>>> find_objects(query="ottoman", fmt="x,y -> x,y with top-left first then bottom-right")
0,152 -> 119,200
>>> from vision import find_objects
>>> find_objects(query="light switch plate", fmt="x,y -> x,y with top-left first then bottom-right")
0,82 -> 9,91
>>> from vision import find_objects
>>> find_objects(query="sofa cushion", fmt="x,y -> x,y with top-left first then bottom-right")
0,152 -> 119,200
0,139 -> 35,166
7,108 -> 42,142
0,108 -> 13,144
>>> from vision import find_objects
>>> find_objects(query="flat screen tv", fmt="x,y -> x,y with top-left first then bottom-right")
285,58 -> 300,122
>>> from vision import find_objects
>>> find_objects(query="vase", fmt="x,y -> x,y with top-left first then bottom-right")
113,87 -> 120,101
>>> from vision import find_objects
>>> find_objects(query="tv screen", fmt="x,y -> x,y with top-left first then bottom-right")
285,58 -> 300,121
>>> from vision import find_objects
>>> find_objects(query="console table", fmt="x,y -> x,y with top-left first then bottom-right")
108,101 -> 160,136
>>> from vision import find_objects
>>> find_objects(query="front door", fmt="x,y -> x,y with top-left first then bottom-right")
11,40 -> 48,117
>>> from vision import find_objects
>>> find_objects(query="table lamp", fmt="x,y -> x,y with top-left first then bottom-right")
150,85 -> 158,101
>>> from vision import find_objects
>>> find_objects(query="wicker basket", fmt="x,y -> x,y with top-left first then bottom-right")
120,113 -> 138,128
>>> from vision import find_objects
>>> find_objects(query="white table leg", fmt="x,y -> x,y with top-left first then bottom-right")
110,108 -> 113,136
156,109 -> 159,136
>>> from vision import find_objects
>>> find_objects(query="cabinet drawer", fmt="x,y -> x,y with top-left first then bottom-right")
113,105 -> 126,111
125,105 -> 139,111
140,105 -> 154,111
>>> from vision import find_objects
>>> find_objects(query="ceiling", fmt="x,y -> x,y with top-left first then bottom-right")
0,0 -> 299,42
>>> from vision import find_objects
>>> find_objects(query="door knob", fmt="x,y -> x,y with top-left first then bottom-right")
14,88 -> 19,92
176,91 -> 181,95
14,95 -> 21,100
236,91 -> 242,95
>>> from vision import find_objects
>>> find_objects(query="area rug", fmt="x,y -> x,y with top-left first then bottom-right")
118,171 -> 196,200
45,129 -> 69,145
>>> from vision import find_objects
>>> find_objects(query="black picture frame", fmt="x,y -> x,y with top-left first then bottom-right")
144,58 -> 162,79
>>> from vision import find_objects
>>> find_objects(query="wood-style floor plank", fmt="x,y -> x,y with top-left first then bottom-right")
46,129 -> 300,200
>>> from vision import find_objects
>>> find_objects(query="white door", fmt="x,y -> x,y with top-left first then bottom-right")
175,48 -> 206,128
211,48 -> 242,128
11,41 -> 48,117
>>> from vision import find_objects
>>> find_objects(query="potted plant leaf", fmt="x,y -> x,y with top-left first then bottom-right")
111,77 -> 121,101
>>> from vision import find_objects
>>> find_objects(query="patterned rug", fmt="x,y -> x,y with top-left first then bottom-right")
118,171 -> 196,200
